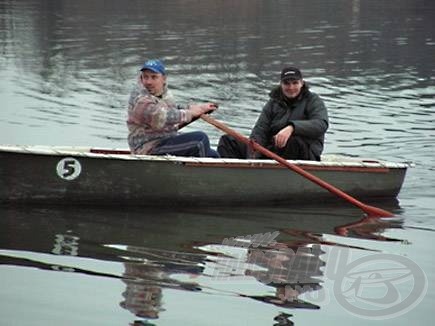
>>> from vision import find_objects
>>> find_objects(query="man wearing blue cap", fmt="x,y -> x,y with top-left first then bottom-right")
218,66 -> 328,161
127,59 -> 219,157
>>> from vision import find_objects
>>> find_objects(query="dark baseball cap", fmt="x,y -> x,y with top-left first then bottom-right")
280,67 -> 303,81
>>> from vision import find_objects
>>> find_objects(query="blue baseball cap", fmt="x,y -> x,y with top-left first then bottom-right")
140,59 -> 166,75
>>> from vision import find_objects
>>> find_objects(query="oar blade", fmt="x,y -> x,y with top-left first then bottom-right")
362,204 -> 394,218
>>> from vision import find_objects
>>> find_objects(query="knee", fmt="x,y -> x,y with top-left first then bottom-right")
218,134 -> 233,146
189,131 -> 210,143
193,131 -> 208,139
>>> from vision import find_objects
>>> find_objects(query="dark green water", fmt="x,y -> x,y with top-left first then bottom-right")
1,0 -> 434,325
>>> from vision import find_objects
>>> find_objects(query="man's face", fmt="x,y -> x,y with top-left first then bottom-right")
140,70 -> 166,96
281,79 -> 304,99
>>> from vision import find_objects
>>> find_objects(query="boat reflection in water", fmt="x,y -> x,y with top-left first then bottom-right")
0,201 -> 404,325
118,238 -> 325,323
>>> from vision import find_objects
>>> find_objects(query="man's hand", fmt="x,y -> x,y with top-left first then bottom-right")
274,125 -> 294,148
189,103 -> 218,118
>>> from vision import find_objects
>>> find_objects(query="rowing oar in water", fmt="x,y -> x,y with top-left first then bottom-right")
201,114 -> 394,218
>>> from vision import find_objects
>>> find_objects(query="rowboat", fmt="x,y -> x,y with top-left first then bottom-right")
0,145 -> 408,206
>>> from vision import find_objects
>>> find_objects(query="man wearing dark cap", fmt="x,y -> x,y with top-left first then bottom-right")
218,66 -> 328,161
127,59 -> 219,157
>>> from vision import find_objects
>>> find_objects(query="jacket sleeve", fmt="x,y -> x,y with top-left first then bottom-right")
130,94 -> 192,130
250,100 -> 273,146
291,94 -> 328,139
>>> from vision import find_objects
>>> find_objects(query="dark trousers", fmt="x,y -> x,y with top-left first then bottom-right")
217,134 -> 318,160
151,131 -> 219,158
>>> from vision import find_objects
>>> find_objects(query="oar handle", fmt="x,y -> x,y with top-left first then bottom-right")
201,114 -> 394,218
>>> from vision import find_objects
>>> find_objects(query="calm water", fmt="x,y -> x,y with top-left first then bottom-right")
1,0 -> 435,325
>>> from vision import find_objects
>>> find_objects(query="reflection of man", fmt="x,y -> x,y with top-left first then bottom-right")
119,246 -> 205,323
120,264 -> 165,320
245,244 -> 324,309
210,236 -> 324,309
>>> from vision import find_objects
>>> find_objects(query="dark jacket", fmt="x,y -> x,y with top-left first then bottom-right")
250,84 -> 329,160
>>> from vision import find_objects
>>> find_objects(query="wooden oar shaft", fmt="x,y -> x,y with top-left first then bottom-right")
201,114 -> 393,218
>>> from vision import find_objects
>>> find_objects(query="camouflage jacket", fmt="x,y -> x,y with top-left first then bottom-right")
127,77 -> 192,154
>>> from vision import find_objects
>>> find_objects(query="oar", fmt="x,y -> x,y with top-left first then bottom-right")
201,114 -> 394,218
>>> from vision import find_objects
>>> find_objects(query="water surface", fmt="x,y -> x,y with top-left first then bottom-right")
1,0 -> 434,325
